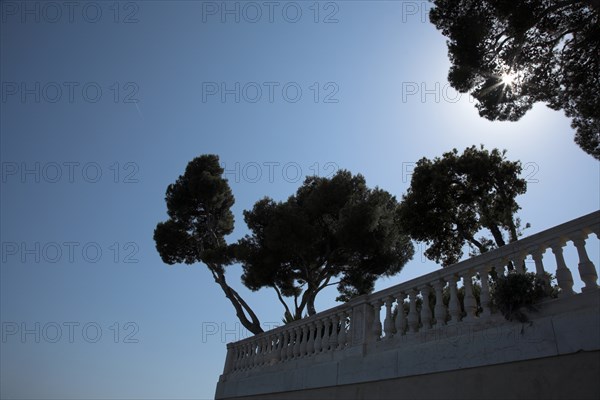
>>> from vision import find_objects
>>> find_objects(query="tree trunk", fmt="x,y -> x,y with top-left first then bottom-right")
211,268 -> 264,335
488,224 -> 506,247
306,292 -> 317,316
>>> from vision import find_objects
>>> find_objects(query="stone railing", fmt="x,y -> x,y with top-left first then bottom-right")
219,210 -> 599,377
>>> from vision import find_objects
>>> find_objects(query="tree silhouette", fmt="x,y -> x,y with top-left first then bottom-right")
429,0 -> 600,159
397,146 -> 527,267
154,155 -> 263,334
234,171 -> 414,319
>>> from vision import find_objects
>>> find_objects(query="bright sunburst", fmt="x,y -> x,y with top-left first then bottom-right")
501,72 -> 516,86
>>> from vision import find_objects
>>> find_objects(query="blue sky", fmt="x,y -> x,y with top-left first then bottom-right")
1,1 -> 598,399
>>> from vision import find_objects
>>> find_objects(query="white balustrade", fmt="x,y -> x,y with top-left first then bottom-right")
371,300 -> 383,341
337,311 -> 347,348
447,276 -> 461,325
383,297 -> 395,339
394,292 -> 407,335
221,211 -> 600,376
314,320 -> 322,353
432,281 -> 447,327
321,317 -> 331,350
552,241 -> 575,296
419,285 -> 432,330
407,290 -> 419,334
572,233 -> 599,291
463,272 -> 477,322
478,266 -> 491,318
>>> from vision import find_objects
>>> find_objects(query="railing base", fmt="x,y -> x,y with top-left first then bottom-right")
215,289 -> 600,399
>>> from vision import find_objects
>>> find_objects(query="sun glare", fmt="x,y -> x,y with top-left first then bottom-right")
501,72 -> 515,86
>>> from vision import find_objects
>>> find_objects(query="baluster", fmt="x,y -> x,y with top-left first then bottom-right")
244,343 -> 251,370
299,325 -> 308,356
255,339 -> 263,366
280,330 -> 289,361
572,234 -> 599,292
395,292 -> 407,335
236,345 -> 242,370
251,342 -> 258,368
448,275 -> 461,324
265,336 -> 272,366
232,346 -> 240,371
239,345 -> 245,371
371,300 -> 383,340
255,341 -> 262,367
247,342 -> 255,369
243,344 -> 250,370
252,342 -> 258,368
254,341 -> 260,368
272,334 -> 279,363
263,337 -> 270,365
254,340 -> 261,367
256,340 -> 262,367
345,311 -> 352,345
314,320 -> 322,353
238,345 -> 245,371
323,317 -> 332,351
531,248 -> 550,288
266,335 -> 274,365
329,315 -> 339,349
495,263 -> 505,279
419,285 -> 432,329
306,322 -> 315,355
245,344 -> 251,369
551,241 -> 575,296
262,337 -> 269,366
463,272 -> 477,322
513,252 -> 526,273
432,280 -> 447,327
407,290 -> 419,333
337,311 -> 347,349
478,266 -> 492,318
384,296 -> 396,339
286,329 -> 295,359
292,327 -> 301,358
277,332 -> 285,362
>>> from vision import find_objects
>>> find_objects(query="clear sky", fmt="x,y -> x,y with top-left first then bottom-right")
1,1 -> 598,399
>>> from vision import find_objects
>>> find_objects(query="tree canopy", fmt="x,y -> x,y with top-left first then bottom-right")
155,156 -> 414,333
154,155 -> 263,334
234,170 -> 414,319
429,0 -> 600,159
397,146 -> 527,267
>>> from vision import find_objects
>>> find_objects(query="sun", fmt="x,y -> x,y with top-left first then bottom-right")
501,72 -> 516,86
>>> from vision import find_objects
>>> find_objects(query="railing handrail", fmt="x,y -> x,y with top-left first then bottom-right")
227,210 -> 600,347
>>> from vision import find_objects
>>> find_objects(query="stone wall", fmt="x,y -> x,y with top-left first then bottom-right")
215,289 -> 600,399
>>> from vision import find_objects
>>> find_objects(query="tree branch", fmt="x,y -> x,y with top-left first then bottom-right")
210,266 -> 264,334
272,285 -> 292,318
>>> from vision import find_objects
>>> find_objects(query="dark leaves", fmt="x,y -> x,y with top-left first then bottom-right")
154,154 -> 234,270
430,0 -> 600,159
236,170 -> 414,304
398,146 -> 526,267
